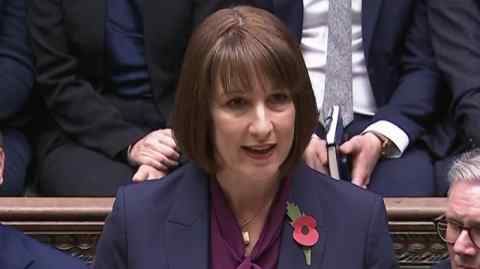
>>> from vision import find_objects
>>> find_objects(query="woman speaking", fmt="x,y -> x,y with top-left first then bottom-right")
94,6 -> 395,269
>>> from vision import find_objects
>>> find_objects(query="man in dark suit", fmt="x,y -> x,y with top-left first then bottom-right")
28,0 -> 229,195
248,0 -> 440,196
427,0 -> 480,194
0,0 -> 34,196
0,132 -> 87,268
432,150 -> 480,269
0,224 -> 88,269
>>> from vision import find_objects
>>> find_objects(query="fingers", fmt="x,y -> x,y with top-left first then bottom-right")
155,129 -> 179,152
304,135 -> 329,174
155,142 -> 180,161
128,129 -> 180,168
339,139 -> 356,155
341,134 -> 382,188
135,146 -> 179,168
132,166 -> 149,182
340,137 -> 367,187
132,165 -> 167,182
141,157 -> 169,171
350,162 -> 370,188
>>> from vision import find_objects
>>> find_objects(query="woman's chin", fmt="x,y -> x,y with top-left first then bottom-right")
239,165 -> 281,182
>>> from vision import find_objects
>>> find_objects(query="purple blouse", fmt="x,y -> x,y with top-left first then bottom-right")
210,177 -> 291,269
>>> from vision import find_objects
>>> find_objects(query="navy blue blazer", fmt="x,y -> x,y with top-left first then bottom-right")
257,0 -> 439,144
432,259 -> 451,269
0,0 -> 33,122
428,0 -> 480,153
95,162 -> 396,268
0,225 -> 87,269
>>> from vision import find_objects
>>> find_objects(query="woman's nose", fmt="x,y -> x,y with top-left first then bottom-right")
249,104 -> 273,139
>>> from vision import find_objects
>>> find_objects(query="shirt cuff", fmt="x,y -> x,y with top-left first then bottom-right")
363,120 -> 409,158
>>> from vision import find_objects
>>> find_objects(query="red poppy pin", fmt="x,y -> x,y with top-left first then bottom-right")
286,202 -> 319,266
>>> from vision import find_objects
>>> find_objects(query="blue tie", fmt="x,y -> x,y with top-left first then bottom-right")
106,0 -> 151,97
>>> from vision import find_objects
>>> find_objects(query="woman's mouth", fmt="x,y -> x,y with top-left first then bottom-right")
242,144 -> 276,160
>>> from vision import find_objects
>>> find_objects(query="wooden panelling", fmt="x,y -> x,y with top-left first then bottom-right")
0,197 -> 449,268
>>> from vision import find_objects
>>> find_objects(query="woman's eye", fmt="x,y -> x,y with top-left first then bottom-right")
269,93 -> 291,105
226,97 -> 247,109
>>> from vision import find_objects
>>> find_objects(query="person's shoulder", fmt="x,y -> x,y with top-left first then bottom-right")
0,225 -> 87,269
119,162 -> 196,202
295,163 -> 384,210
115,162 -> 206,221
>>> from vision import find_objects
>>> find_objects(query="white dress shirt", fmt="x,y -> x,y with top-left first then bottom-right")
301,0 -> 409,157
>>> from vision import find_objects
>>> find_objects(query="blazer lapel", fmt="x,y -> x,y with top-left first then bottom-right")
165,165 -> 210,269
278,164 -> 328,269
272,0 -> 303,42
362,0 -> 383,63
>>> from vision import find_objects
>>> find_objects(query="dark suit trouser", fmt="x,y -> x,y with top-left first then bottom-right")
346,114 -> 436,197
37,143 -> 135,196
0,128 -> 30,196
36,95 -> 165,196
368,143 -> 435,197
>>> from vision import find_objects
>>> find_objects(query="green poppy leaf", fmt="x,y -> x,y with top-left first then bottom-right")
286,202 -> 302,221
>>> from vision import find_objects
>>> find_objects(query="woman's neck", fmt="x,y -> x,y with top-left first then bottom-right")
215,171 -> 281,255
215,171 -> 280,220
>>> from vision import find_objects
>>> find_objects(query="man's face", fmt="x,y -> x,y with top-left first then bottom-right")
446,181 -> 480,269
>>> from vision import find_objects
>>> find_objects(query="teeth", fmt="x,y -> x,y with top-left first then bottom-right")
253,146 -> 270,150
248,145 -> 273,150
244,145 -> 275,153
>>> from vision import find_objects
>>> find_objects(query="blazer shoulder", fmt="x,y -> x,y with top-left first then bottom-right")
119,162 -> 189,203
116,162 -> 205,223
297,163 -> 384,211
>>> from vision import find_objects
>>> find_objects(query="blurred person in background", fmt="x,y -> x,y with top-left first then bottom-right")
427,0 -> 480,195
242,0 -> 442,196
28,0 -> 227,195
0,126 -> 86,268
0,0 -> 34,196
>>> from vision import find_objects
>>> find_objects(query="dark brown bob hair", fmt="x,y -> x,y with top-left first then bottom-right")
172,6 -> 318,175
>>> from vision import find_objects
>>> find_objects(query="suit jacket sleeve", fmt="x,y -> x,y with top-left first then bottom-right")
365,197 -> 397,269
28,0 -> 147,158
372,0 -> 441,142
429,0 -> 480,148
0,0 -> 33,120
95,188 -> 128,269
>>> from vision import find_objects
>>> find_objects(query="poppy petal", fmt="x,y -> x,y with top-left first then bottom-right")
293,215 -> 317,228
293,226 -> 319,246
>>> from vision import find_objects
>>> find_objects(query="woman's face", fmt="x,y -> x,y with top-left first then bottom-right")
211,78 -> 296,182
